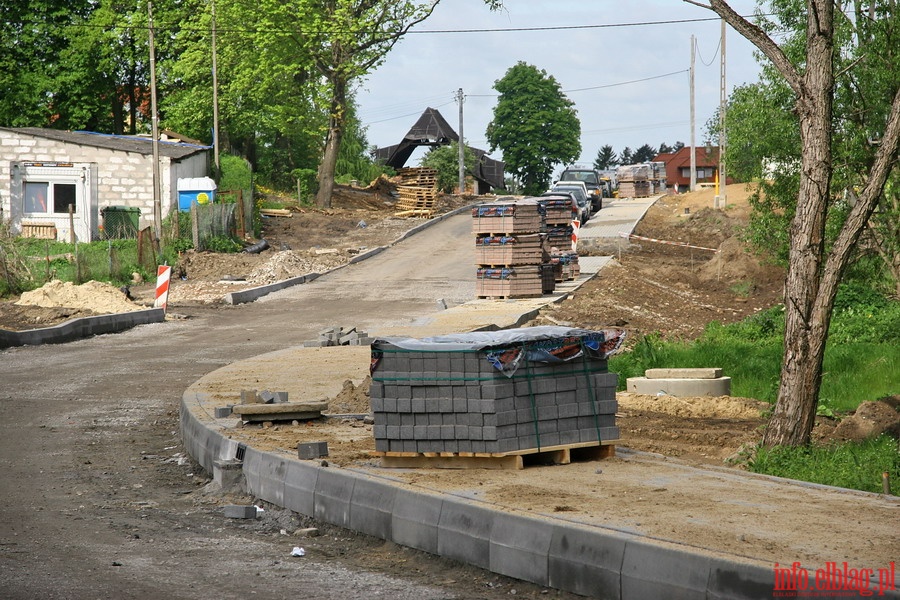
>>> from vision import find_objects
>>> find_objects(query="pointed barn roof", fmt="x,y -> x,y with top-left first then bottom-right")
373,107 -> 505,190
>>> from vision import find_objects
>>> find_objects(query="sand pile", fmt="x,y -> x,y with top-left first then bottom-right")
618,392 -> 768,419
15,280 -> 142,313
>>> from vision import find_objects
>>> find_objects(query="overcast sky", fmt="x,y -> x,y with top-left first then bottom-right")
355,0 -> 765,172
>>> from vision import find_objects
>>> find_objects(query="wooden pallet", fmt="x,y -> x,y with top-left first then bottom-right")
371,440 -> 617,470
476,293 -> 544,300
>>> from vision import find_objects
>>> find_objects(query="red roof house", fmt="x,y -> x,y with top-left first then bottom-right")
653,146 -> 732,191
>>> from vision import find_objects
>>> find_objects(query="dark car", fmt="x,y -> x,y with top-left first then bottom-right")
559,167 -> 604,212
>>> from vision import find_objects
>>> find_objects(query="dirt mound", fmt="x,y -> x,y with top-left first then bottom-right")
831,399 -> 900,442
15,280 -> 141,313
699,235 -> 785,286
328,377 -> 372,415
618,392 -> 768,419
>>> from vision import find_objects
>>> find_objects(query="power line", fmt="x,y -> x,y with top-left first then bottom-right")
363,100 -> 455,125
3,13 -> 765,37
466,69 -> 689,99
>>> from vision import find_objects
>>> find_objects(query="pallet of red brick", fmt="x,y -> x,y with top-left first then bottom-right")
472,198 -> 543,234
474,233 -> 543,266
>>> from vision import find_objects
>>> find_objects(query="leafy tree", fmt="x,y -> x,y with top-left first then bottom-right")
672,140 -> 685,151
593,145 -> 618,170
632,143 -> 658,163
420,142 -> 477,193
690,0 -> 900,446
267,0 -> 499,208
658,142 -> 673,154
335,106 -> 390,185
486,62 -> 580,196
0,0 -> 95,127
618,147 -> 634,165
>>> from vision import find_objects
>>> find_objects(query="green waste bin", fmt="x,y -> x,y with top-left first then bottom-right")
101,206 -> 140,239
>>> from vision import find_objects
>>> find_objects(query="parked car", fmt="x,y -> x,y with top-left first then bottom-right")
559,167 -> 604,212
548,182 -> 590,223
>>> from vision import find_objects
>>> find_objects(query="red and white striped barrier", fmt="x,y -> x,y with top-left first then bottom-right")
571,219 -> 580,251
154,265 -> 172,310
618,231 -> 719,253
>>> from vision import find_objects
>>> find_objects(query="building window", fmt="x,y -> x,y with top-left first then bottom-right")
23,181 -> 77,214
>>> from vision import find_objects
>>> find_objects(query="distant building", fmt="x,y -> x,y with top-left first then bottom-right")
653,146 -> 732,191
373,107 -> 505,194
0,127 -> 211,242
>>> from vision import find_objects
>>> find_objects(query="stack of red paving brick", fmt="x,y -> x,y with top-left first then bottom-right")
537,194 -> 580,281
617,164 -> 652,198
473,198 -> 544,298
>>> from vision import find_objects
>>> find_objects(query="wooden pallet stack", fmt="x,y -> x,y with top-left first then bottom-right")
394,167 -> 438,217
472,198 -> 544,299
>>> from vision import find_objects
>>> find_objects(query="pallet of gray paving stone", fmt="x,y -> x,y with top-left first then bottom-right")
369,326 -> 626,459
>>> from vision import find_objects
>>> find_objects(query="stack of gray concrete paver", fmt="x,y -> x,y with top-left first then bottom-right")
369,327 -> 624,455
304,325 -> 373,347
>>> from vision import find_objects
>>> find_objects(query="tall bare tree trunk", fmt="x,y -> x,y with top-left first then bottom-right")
315,78 -> 348,209
693,0 -> 900,446
762,0 -> 835,445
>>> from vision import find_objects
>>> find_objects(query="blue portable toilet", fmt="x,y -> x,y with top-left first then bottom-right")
177,177 -> 217,211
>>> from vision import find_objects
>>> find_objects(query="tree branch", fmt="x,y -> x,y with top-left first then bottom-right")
685,0 -> 803,96
817,84 -> 900,307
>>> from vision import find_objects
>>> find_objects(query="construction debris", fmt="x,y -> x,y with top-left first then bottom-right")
303,325 -> 374,347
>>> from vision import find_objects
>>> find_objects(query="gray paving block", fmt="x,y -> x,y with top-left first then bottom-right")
489,512 -> 553,586
349,476 -> 396,539
548,522 -> 631,597
298,441 -> 328,459
242,448 -> 285,505
437,497 -> 495,570
314,468 -> 355,529
283,460 -> 318,516
706,557 -> 777,600
621,538 -> 711,600
224,505 -> 257,519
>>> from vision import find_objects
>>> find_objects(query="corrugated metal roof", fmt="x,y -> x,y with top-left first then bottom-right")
1,127 -> 210,160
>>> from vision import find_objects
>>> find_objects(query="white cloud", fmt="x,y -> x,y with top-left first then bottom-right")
357,0 -> 764,169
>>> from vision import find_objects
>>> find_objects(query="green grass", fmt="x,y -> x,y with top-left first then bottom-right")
1,237 -> 155,296
749,435 -> 900,494
609,285 -> 899,494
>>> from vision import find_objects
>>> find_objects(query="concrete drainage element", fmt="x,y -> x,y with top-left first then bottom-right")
626,368 -> 731,396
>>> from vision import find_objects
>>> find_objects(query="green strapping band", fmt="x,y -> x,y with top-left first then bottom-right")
579,339 -> 602,444
523,343 -> 541,451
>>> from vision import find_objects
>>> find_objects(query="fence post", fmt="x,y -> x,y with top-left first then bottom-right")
191,201 -> 200,250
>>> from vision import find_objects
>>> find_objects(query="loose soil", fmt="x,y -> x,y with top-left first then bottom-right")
2,182 -> 895,456
3,181 -> 898,598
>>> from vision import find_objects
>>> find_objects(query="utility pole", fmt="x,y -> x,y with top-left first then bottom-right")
148,1 -> 162,244
717,18 -> 727,208
689,34 -> 697,192
212,0 -> 220,180
456,88 -> 465,195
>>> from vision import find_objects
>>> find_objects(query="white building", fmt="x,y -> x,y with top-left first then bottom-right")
0,127 -> 211,242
